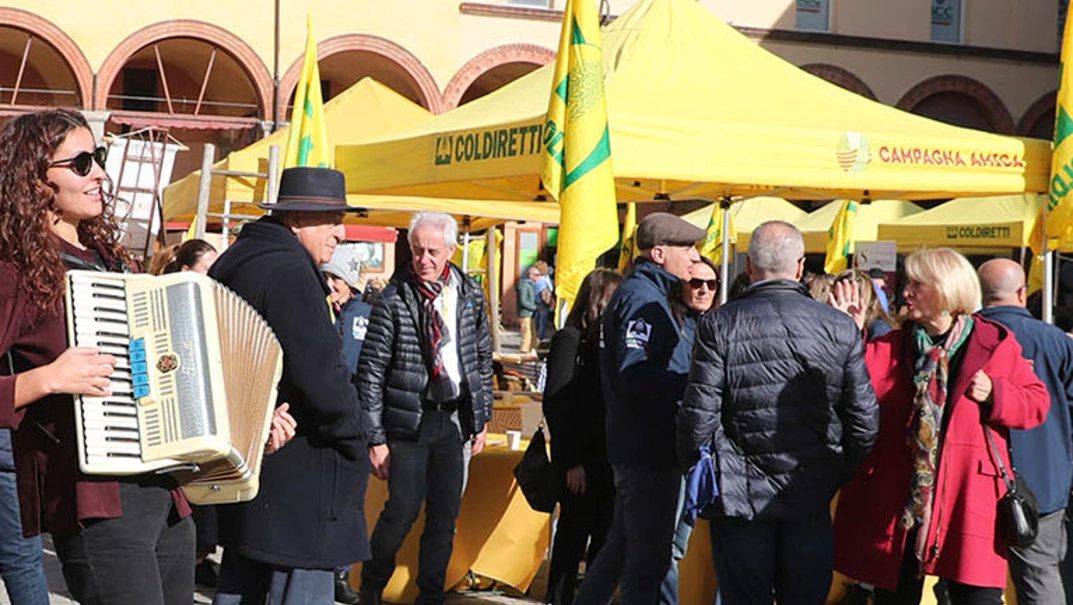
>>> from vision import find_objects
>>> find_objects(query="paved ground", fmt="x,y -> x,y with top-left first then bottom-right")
0,536 -> 544,604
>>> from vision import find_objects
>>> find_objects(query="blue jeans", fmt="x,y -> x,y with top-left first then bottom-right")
0,468 -> 48,605
709,512 -> 833,605
573,464 -> 679,605
212,549 -> 333,605
361,410 -> 471,605
659,477 -> 695,605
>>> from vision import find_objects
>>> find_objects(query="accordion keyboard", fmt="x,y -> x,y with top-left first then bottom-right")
67,276 -> 146,467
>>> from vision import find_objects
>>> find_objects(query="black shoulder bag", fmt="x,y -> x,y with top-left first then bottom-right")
983,424 -> 1039,548
513,420 -> 558,513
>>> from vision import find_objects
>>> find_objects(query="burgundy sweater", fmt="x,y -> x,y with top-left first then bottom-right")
0,242 -> 189,536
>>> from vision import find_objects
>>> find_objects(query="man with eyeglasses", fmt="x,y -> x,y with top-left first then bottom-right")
677,220 -> 878,605
978,259 -> 1073,605
573,212 -> 704,605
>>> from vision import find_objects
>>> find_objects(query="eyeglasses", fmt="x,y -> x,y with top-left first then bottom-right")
49,146 -> 107,177
688,278 -> 718,291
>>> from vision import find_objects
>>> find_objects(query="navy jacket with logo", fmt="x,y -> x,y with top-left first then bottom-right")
978,305 -> 1073,514
600,258 -> 694,468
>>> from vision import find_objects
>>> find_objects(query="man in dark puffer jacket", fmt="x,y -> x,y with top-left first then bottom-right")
356,211 -> 493,605
677,220 -> 879,605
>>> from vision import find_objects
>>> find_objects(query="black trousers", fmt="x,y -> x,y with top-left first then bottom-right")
545,461 -> 614,605
53,480 -> 195,605
873,531 -> 1002,605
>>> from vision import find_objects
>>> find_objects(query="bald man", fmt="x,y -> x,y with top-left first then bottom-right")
978,258 -> 1073,605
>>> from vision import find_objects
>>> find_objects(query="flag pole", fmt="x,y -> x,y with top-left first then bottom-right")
1044,202 -> 1054,324
719,197 -> 731,305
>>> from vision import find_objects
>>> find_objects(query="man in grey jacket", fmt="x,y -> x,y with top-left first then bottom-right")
677,220 -> 878,605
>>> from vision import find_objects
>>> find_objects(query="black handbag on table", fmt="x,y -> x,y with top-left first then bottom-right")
513,422 -> 558,513
984,424 -> 1039,548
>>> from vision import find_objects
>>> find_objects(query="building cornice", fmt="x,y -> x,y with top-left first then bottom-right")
738,26 -> 1059,65
458,3 -> 1058,65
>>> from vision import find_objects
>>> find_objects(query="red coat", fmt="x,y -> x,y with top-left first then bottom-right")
833,317 -> 1048,590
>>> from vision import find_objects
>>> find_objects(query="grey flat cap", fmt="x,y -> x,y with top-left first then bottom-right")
635,212 -> 706,250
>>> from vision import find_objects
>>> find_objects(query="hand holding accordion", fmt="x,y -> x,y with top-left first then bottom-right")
65,270 -> 284,504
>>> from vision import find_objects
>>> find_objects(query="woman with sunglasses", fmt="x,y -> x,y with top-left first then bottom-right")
0,109 -> 196,604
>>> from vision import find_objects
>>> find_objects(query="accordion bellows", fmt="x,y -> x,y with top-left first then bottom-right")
65,270 -> 283,504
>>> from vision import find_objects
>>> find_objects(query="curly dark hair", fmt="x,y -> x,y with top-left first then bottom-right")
0,109 -> 127,316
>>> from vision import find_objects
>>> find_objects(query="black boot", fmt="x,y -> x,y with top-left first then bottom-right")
334,569 -> 360,605
358,585 -> 383,605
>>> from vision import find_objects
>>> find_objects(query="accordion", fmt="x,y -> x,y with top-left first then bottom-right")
64,270 -> 283,504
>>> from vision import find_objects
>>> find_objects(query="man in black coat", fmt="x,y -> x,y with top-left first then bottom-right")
208,167 -> 370,605
677,220 -> 878,605
356,211 -> 493,605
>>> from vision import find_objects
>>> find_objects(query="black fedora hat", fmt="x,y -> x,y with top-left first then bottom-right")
258,166 -> 364,212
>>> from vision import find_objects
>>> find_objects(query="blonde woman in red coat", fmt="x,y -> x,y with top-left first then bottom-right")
830,248 -> 1048,605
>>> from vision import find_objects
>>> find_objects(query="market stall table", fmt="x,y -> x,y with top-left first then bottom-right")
351,436 -> 551,603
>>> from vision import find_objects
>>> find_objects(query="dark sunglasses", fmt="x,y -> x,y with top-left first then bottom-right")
49,146 -> 107,177
688,278 -> 718,290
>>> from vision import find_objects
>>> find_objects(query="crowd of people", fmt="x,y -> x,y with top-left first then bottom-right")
1,106 -> 1073,605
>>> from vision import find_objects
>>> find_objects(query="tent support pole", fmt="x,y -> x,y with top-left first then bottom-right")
461,217 -> 472,272
487,227 -> 501,354
719,197 -> 731,305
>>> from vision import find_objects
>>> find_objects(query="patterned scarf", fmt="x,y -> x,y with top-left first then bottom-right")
413,264 -> 452,379
902,314 -> 973,544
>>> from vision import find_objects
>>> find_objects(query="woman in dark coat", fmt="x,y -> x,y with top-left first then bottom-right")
543,268 -> 622,605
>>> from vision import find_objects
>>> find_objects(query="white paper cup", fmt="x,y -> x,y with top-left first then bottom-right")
506,430 -> 522,451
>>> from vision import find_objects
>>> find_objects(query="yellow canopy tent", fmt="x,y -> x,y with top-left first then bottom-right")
876,194 -> 1043,253
161,78 -> 560,230
794,200 -> 924,253
681,197 -> 807,251
336,0 -> 1049,202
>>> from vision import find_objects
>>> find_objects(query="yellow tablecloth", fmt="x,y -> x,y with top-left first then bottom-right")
352,438 -> 551,604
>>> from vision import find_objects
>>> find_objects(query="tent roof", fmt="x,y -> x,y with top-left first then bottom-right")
794,200 -> 924,253
337,0 -> 1049,202
161,78 -> 559,229
681,196 -> 807,250
876,194 -> 1042,250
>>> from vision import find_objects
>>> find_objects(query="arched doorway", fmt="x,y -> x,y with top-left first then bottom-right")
280,34 -> 442,115
0,9 -> 92,113
442,44 -> 555,110
897,75 -> 1014,134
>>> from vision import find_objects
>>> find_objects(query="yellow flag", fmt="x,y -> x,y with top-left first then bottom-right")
182,217 -> 198,242
824,200 -> 858,274
1048,8 -> 1073,239
540,0 -> 618,308
698,202 -> 734,263
284,16 -> 331,168
617,202 -> 636,274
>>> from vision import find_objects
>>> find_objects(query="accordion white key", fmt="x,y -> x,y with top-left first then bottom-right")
64,270 -> 283,504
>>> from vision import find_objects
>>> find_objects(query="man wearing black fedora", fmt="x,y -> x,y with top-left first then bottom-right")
208,166 -> 371,604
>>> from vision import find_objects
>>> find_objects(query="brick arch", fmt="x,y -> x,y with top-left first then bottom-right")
799,63 -> 876,101
1017,90 -> 1057,137
95,20 -> 273,115
896,74 -> 1015,135
0,8 -> 93,108
280,34 -> 443,114
442,44 -> 556,110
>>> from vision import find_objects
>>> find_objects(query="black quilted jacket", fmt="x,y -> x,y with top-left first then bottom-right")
676,279 -> 879,521
356,263 -> 494,444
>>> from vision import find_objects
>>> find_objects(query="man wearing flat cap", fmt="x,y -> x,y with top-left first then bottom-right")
677,221 -> 878,605
573,212 -> 703,605
209,166 -> 371,604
